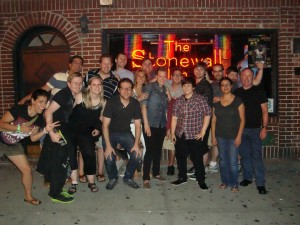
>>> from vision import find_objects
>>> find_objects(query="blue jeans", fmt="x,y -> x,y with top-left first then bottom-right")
217,137 -> 239,187
239,128 -> 265,186
102,132 -> 142,180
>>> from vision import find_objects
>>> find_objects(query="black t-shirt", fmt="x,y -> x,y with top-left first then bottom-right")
51,86 -> 74,125
103,95 -> 142,133
234,85 -> 267,128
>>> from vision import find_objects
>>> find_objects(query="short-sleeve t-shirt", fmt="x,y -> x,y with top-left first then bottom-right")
234,85 -> 267,128
51,86 -> 74,125
213,96 -> 243,139
103,95 -> 142,133
0,105 -> 44,145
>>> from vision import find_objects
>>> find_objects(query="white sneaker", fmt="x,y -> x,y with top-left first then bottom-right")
208,164 -> 219,173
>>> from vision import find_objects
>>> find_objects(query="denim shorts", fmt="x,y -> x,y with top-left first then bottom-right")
0,142 -> 24,157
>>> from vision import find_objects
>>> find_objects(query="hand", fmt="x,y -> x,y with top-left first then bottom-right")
166,129 -> 171,140
92,129 -> 100,136
255,61 -> 264,70
49,131 -> 61,143
213,97 -> 221,103
195,131 -> 205,140
104,145 -> 116,160
260,127 -> 268,140
234,136 -> 241,148
19,124 -> 34,134
45,121 -> 60,133
130,144 -> 142,158
211,137 -> 217,146
144,124 -> 151,137
171,133 -> 176,143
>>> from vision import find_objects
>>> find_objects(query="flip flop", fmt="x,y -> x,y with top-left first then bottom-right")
79,174 -> 87,183
24,198 -> 41,205
96,174 -> 106,182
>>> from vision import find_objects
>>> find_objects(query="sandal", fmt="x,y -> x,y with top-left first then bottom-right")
88,183 -> 99,192
96,174 -> 106,182
79,174 -> 87,183
24,198 -> 41,205
219,183 -> 228,189
231,187 -> 239,193
68,183 -> 78,195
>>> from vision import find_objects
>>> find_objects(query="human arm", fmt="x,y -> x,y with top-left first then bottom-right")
234,103 -> 245,147
141,104 -> 151,137
0,111 -> 34,133
253,62 -> 264,86
44,101 -> 62,143
260,102 -> 268,140
102,116 -> 115,160
196,115 -> 211,140
29,121 -> 60,142
18,84 -> 51,105
131,119 -> 142,158
211,108 -> 217,146
170,116 -> 177,143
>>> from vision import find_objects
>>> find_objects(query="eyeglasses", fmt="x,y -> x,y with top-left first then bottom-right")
172,74 -> 182,77
119,87 -> 132,91
220,83 -> 231,87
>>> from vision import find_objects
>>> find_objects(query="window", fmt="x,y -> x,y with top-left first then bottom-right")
103,29 -> 278,115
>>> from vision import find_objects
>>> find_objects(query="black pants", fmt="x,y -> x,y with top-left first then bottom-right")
143,126 -> 166,180
68,129 -> 97,175
175,134 -> 206,183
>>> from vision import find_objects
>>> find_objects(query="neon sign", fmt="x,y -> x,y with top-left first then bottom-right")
131,40 -> 221,77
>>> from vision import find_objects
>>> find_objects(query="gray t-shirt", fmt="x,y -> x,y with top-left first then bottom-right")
213,96 -> 243,139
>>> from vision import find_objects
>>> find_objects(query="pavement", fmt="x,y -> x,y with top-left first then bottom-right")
0,157 -> 299,225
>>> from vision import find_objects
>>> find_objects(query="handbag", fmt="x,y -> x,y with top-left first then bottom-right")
0,115 -> 38,145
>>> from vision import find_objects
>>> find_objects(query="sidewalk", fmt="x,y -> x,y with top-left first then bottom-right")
0,158 -> 299,225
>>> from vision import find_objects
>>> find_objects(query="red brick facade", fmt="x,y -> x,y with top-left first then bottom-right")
0,0 -> 299,157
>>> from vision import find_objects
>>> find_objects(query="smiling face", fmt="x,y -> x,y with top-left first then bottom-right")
115,54 -> 127,69
68,76 -> 83,95
141,59 -> 153,76
240,68 -> 254,90
32,96 -> 48,114
156,70 -> 167,86
220,79 -> 233,95
182,83 -> 194,97
69,57 -> 83,73
193,66 -> 206,79
135,71 -> 147,86
212,65 -> 224,81
118,80 -> 133,101
89,77 -> 102,95
172,70 -> 183,85
100,57 -> 113,74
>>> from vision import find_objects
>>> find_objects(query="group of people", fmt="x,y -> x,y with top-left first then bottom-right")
0,52 -> 269,205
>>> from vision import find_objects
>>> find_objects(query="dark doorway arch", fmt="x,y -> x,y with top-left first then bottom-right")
14,26 -> 70,102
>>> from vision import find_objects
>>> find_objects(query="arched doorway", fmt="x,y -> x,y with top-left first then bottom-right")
14,26 -> 70,102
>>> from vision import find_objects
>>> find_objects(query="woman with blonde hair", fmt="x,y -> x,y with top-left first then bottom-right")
67,74 -> 106,194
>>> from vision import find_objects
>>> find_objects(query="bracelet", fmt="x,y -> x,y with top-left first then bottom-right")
43,127 -> 48,134
17,124 -> 21,132
261,126 -> 268,129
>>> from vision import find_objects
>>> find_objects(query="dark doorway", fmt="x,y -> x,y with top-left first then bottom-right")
14,26 -> 70,102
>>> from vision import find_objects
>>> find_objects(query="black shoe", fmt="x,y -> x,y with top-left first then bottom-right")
198,182 -> 208,191
187,166 -> 195,175
51,194 -> 74,203
189,174 -> 196,180
240,179 -> 252,186
167,166 -> 175,176
123,178 -> 140,189
106,179 -> 118,190
257,186 -> 267,194
171,178 -> 187,186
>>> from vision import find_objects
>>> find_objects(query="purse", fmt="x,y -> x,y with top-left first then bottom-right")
0,115 -> 38,145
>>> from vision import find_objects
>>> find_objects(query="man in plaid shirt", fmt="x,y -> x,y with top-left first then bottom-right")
171,77 -> 211,190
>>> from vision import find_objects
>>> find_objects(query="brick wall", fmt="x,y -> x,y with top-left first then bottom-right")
0,0 -> 299,157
